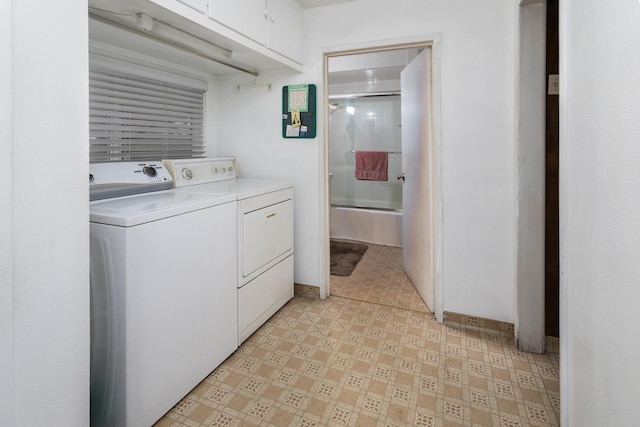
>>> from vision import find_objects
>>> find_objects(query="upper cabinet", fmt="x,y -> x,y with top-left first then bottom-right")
267,0 -> 304,64
209,0 -> 268,46
176,0 -> 207,13
88,0 -> 304,75
208,0 -> 303,64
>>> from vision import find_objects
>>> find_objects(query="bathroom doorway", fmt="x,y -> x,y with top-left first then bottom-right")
323,39 -> 442,321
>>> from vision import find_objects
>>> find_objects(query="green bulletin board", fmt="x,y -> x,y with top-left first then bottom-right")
282,84 -> 316,138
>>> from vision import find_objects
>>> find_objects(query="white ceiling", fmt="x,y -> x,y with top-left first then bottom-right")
328,48 -> 419,87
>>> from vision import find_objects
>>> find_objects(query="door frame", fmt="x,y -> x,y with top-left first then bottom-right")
515,0 -> 547,353
319,34 -> 444,322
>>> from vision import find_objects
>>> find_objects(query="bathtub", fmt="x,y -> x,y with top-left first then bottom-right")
330,206 -> 403,247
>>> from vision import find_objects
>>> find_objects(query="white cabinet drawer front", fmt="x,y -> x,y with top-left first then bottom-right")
241,199 -> 293,277
238,255 -> 293,343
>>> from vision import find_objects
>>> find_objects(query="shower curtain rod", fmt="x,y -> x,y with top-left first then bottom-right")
329,91 -> 400,99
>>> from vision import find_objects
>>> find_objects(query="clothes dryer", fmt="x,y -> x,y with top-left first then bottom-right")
163,157 -> 294,343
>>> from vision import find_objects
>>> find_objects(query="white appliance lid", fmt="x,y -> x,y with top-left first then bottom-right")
89,161 -> 173,201
90,190 -> 235,227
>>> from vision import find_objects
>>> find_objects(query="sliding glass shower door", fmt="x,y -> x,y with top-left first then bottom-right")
328,93 -> 403,211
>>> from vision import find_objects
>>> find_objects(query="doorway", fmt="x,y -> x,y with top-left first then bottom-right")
545,0 -> 560,339
322,38 -> 443,321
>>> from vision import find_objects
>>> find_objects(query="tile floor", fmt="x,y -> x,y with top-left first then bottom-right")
154,242 -> 560,426
329,242 -> 430,313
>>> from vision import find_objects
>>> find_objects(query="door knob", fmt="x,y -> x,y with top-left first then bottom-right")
397,173 -> 405,182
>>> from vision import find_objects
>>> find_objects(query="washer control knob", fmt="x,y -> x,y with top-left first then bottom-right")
181,168 -> 193,180
142,166 -> 157,177
228,166 -> 234,173
89,173 -> 94,183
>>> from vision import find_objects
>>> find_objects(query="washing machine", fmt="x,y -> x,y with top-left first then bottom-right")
163,157 -> 294,343
89,161 -> 238,427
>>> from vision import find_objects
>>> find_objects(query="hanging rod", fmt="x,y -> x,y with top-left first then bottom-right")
329,91 -> 401,99
350,150 -> 401,154
89,10 -> 259,77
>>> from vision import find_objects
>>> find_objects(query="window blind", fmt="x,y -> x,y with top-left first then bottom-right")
89,66 -> 205,162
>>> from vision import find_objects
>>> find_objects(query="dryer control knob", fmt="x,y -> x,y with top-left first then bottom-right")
142,166 -> 157,177
181,168 -> 193,180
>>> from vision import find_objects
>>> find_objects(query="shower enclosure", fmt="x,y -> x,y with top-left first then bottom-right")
328,93 -> 403,211
327,48 -> 419,247
328,93 -> 403,246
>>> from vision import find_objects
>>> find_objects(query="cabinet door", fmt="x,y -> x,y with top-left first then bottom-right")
209,0 -> 267,45
176,0 -> 207,13
267,0 -> 303,63
241,199 -> 293,278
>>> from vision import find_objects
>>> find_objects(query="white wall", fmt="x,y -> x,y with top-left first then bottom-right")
0,1 -> 15,423
213,0 -> 517,322
0,1 -> 90,425
209,72 -> 321,287
560,0 -> 640,425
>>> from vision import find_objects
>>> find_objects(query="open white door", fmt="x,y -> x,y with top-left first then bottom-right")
400,47 -> 434,311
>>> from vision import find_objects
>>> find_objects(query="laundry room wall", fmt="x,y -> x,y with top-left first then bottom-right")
0,0 -> 13,420
211,0 -> 517,323
560,0 -> 640,424
0,1 -> 89,425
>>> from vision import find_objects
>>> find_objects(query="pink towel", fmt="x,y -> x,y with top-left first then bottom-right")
355,151 -> 388,181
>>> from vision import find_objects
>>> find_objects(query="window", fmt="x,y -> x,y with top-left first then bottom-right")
89,60 -> 206,162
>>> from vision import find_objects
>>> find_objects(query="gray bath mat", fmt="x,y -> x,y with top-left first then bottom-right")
330,240 -> 368,277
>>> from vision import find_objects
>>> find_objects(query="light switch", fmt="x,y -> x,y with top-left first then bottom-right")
548,74 -> 559,95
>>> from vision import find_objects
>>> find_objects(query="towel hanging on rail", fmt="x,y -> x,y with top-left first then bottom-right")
355,151 -> 388,181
